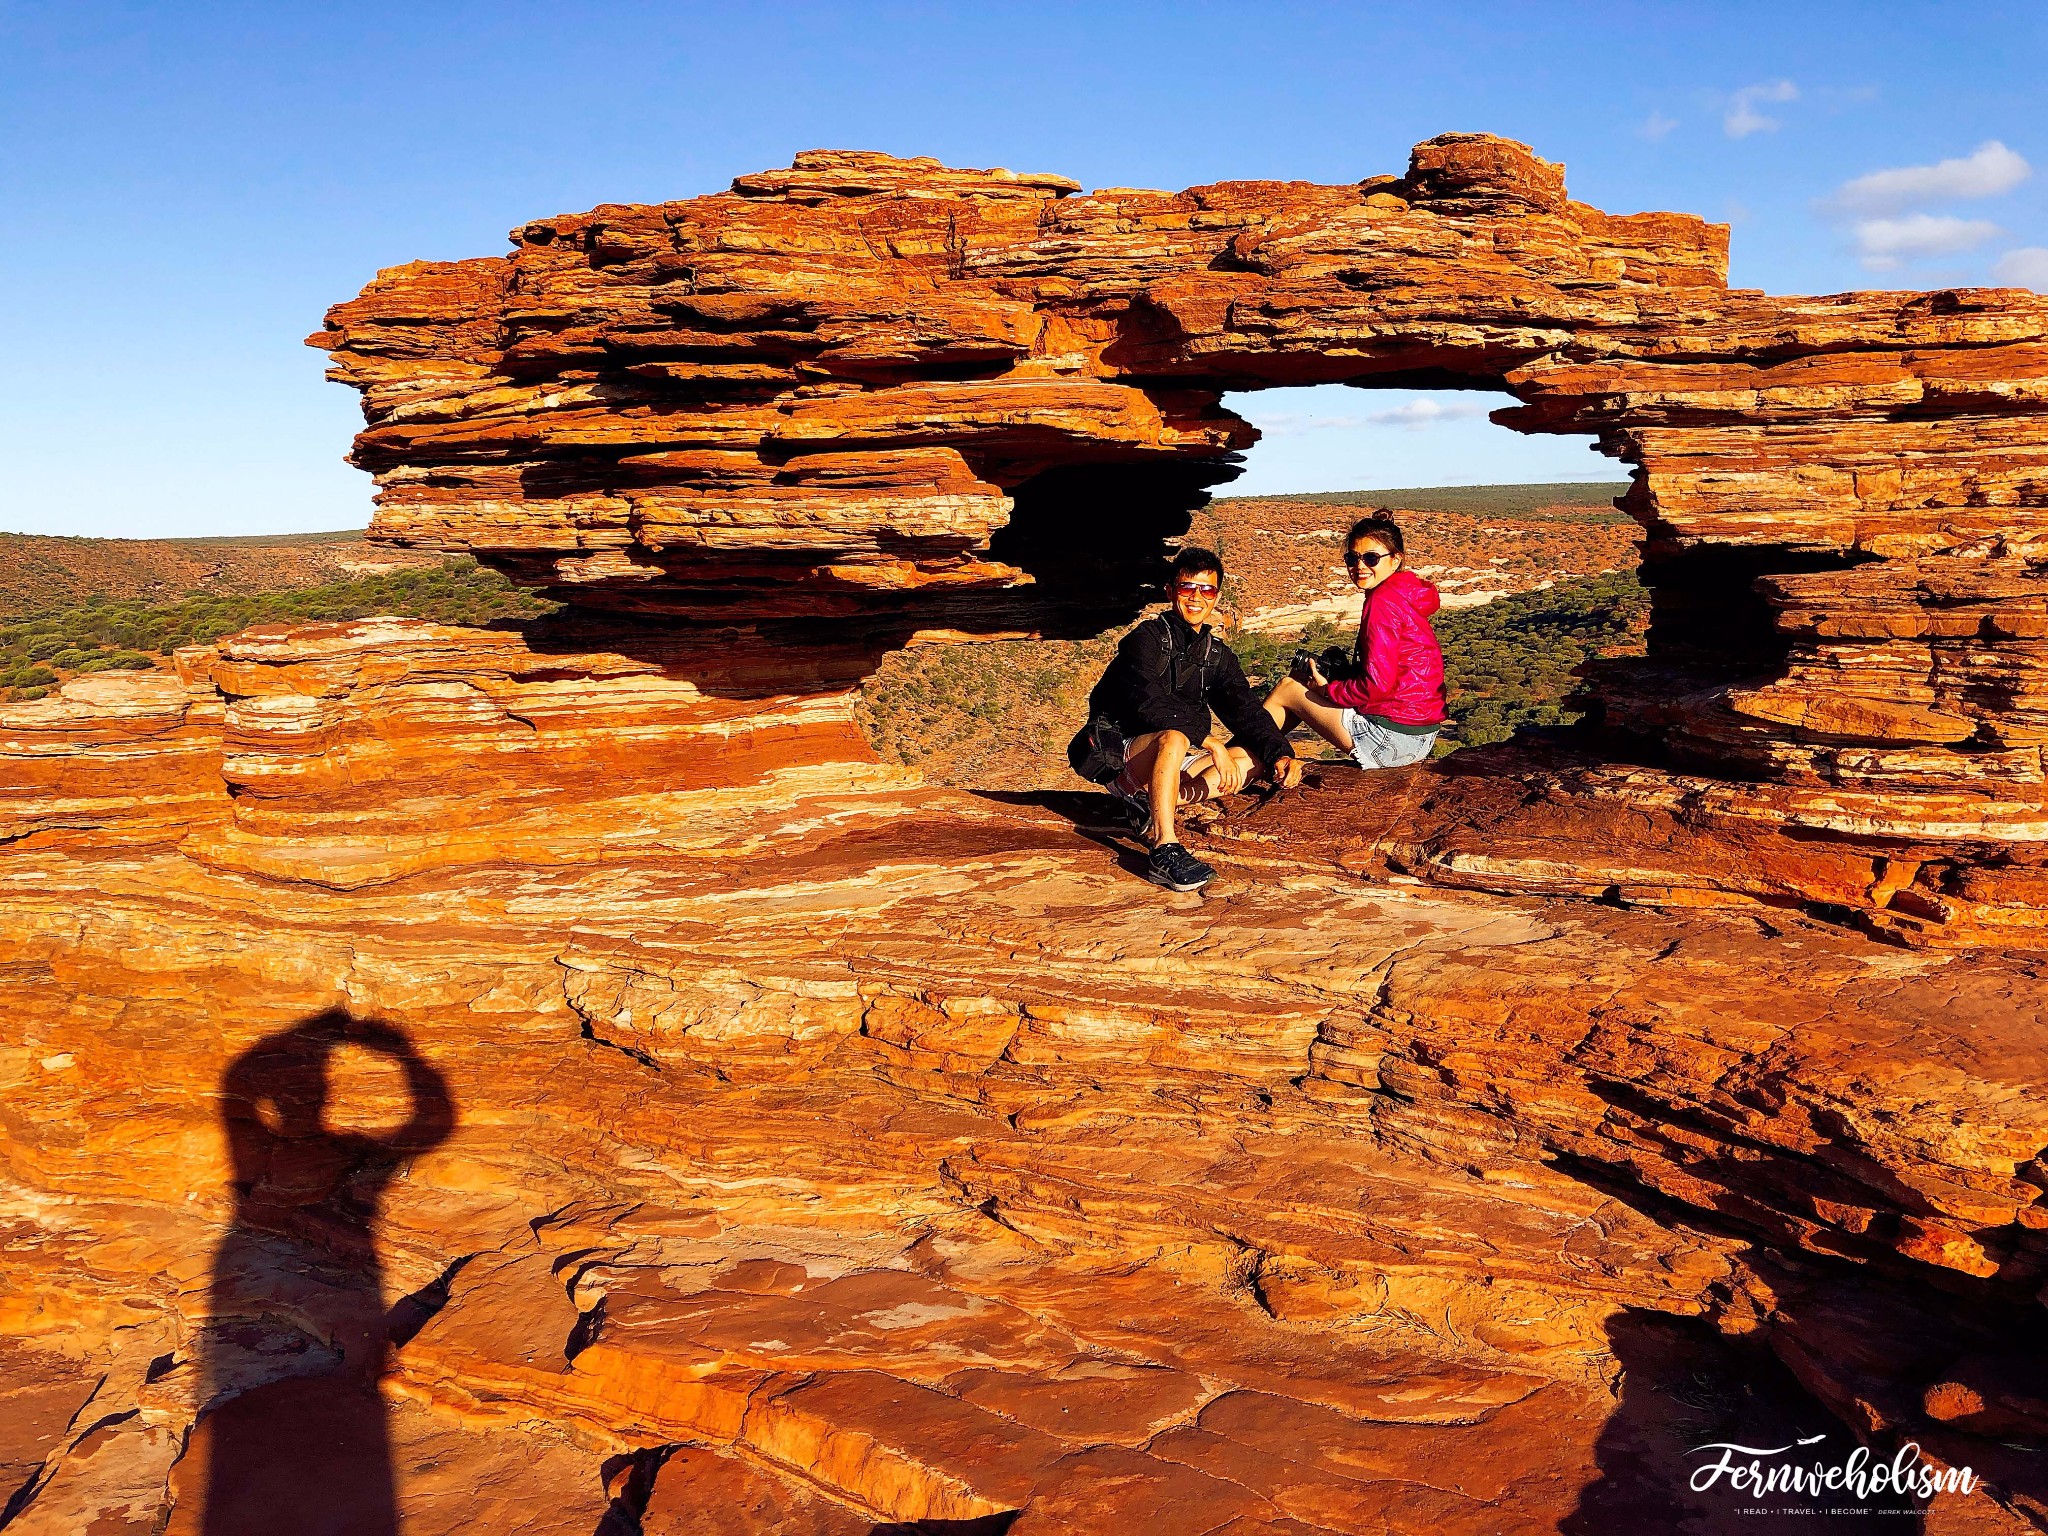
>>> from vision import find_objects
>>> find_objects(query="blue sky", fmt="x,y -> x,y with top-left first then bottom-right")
4,1 -> 2045,535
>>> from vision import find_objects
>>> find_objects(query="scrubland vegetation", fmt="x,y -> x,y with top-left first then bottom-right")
0,560 -> 551,700
5,494 -> 1649,792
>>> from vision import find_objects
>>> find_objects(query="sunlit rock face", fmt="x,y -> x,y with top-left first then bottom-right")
0,619 -> 897,888
6,138 -> 2048,1532
6,762 -> 2046,1529
309,133 -> 2048,940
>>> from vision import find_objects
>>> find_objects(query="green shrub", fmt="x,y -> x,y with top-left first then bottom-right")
74,651 -> 156,674
0,560 -> 556,700
1437,571 -> 1646,747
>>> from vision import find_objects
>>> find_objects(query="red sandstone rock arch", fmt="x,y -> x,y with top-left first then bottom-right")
313,134 -> 2048,944
13,141 -> 2048,1536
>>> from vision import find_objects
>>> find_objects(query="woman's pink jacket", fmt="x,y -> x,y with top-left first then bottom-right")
1323,568 -> 1448,727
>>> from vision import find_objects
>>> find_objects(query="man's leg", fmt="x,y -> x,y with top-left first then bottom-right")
1109,732 -> 1226,891
1220,744 -> 1257,791
1146,730 -> 1192,846
1113,731 -> 1212,844
1185,743 -> 1254,800
1263,676 -> 1354,752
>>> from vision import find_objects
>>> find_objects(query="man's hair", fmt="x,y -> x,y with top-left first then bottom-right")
1171,546 -> 1224,582
1345,513 -> 1406,555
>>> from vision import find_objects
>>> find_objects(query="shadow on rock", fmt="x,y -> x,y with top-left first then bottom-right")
970,788 -> 1165,882
173,1009 -> 454,1536
1566,1311 -> 1920,1534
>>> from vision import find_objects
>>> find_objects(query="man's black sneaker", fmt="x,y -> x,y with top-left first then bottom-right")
1144,841 -> 1214,892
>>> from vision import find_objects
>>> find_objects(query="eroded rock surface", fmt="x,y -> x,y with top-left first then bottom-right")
308,134 -> 2048,938
4,628 -> 2046,1529
8,134 -> 2048,1530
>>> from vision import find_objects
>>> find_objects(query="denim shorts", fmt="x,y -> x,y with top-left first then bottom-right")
1341,709 -> 1438,769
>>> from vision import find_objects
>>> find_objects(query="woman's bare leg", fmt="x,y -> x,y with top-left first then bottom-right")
1262,676 -> 1354,752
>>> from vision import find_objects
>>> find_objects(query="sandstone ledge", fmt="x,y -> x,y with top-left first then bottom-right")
12,128 -> 2048,1527
4,741 -> 2045,1526
306,135 -> 2048,935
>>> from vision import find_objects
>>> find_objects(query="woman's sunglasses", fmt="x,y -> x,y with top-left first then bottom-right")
1343,550 -> 1392,569
1174,580 -> 1220,596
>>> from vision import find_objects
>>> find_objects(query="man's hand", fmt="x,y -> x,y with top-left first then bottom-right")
1272,756 -> 1304,789
1208,737 -> 1250,795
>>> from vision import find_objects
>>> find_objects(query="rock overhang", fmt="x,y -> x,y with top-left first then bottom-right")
306,132 -> 2048,944
306,135 -> 1737,632
5,136 -> 2048,1522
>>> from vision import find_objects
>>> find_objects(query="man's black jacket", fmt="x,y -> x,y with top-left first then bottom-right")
1083,611 -> 1293,770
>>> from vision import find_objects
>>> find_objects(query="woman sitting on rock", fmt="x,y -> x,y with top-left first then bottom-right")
1262,514 -> 1447,769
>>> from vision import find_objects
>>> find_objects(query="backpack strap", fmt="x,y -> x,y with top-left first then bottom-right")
1148,613 -> 1179,683
1191,626 -> 1218,690
1148,613 -> 1217,695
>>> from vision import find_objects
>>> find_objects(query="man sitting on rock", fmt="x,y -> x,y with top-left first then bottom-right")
1068,547 -> 1302,892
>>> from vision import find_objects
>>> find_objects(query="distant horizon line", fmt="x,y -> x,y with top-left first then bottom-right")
1215,476 -> 1626,503
3,479 -> 1632,546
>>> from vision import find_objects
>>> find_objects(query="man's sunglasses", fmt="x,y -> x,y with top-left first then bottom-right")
1343,550 -> 1392,569
1174,580 -> 1220,596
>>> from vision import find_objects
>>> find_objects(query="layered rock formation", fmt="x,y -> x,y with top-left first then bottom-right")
0,620 -> 897,889
309,134 -> 2048,938
6,667 -> 2047,1527
7,137 -> 2048,1532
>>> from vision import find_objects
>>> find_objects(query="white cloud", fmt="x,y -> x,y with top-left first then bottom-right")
1993,247 -> 2048,291
1365,399 -> 1490,429
1255,399 -> 1491,434
1639,111 -> 1678,141
1852,213 -> 2003,270
1254,411 -> 1368,436
1832,141 -> 2031,216
1724,79 -> 1798,139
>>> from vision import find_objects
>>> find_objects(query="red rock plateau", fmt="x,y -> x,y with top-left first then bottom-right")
4,137 -> 2048,1532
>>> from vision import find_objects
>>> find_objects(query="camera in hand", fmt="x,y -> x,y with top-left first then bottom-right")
1290,646 -> 1353,684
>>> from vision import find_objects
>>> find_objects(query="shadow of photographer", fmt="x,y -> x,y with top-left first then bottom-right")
169,1009 -> 453,1536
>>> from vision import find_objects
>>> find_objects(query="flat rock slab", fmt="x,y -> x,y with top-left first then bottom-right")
1,782 -> 2040,1529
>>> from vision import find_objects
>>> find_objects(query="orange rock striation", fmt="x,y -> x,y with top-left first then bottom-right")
5,681 -> 2047,1525
0,618 -> 898,889
308,135 -> 2048,940
7,136 -> 2048,1530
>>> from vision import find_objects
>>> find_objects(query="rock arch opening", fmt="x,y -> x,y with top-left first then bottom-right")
1223,382 -> 1613,500
309,135 -> 2048,943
